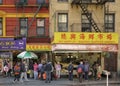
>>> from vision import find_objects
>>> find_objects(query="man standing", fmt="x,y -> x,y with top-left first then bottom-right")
84,61 -> 90,81
44,62 -> 52,83
68,62 -> 74,81
77,61 -> 84,83
20,60 -> 29,82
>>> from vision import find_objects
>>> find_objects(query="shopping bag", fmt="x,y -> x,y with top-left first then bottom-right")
43,72 -> 46,80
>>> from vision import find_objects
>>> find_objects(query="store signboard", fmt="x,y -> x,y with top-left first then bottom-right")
0,52 -> 11,58
0,38 -> 26,50
52,32 -> 118,44
52,44 -> 118,52
26,44 -> 51,51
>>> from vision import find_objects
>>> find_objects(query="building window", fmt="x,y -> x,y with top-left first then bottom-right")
20,0 -> 27,3
97,0 -> 114,2
58,13 -> 68,32
58,0 -> 68,2
20,18 -> 28,36
105,13 -> 115,32
108,0 -> 115,2
0,18 -> 2,36
37,0 -> 45,4
81,0 -> 91,3
0,0 -> 2,4
37,18 -> 45,36
81,13 -> 92,32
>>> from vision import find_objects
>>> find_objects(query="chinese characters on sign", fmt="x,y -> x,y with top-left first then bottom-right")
53,32 -> 118,44
26,44 -> 51,51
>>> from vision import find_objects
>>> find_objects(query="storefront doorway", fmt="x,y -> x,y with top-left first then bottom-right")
52,51 -> 101,76
52,51 -> 117,76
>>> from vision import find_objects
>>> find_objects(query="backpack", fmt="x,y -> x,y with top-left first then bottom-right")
14,65 -> 20,75
84,64 -> 89,72
77,67 -> 82,73
68,64 -> 73,71
45,63 -> 52,71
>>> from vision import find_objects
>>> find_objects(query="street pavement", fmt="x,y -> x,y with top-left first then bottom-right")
0,76 -> 120,86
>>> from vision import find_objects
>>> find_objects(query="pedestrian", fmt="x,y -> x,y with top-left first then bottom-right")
33,62 -> 38,80
92,61 -> 97,80
38,62 -> 43,79
40,62 -> 46,80
97,63 -> 102,80
50,62 -> 54,81
84,61 -> 90,81
13,62 -> 21,83
20,60 -> 29,82
29,60 -> 34,78
44,62 -> 52,83
3,65 -> 9,77
55,62 -> 61,79
77,61 -> 84,83
68,62 -> 74,81
7,61 -> 12,77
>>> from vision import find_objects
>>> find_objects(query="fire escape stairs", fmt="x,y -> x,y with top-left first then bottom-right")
27,4 -> 42,37
79,4 -> 101,32
15,1 -> 42,37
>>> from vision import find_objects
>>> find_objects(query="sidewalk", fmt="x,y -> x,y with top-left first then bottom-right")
0,76 -> 120,86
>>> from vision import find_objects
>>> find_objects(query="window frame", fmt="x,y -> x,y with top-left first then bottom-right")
0,0 -> 2,4
36,18 -> 45,36
0,18 -> 3,36
105,13 -> 115,32
36,0 -> 45,4
81,13 -> 92,32
58,13 -> 68,32
57,0 -> 68,2
19,18 -> 28,37
108,0 -> 115,2
81,0 -> 91,3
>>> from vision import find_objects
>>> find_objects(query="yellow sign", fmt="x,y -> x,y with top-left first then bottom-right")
52,32 -> 118,44
26,44 -> 51,51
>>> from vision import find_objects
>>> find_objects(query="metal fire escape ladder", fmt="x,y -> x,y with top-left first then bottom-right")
79,4 -> 101,32
72,0 -> 101,32
26,5 -> 42,37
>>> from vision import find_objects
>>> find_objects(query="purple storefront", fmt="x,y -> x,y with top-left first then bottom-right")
0,37 -> 26,71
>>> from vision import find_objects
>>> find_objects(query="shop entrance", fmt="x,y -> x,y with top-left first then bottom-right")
52,51 -> 117,77
52,51 -> 101,76
0,52 -> 13,76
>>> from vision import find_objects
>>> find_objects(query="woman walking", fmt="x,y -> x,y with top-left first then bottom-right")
13,62 -> 21,83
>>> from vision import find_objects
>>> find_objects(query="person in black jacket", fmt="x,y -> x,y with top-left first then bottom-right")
68,62 -> 74,81
44,62 -> 52,83
20,60 -> 29,82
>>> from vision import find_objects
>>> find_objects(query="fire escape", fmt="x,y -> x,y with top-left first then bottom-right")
15,0 -> 49,37
71,0 -> 109,32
